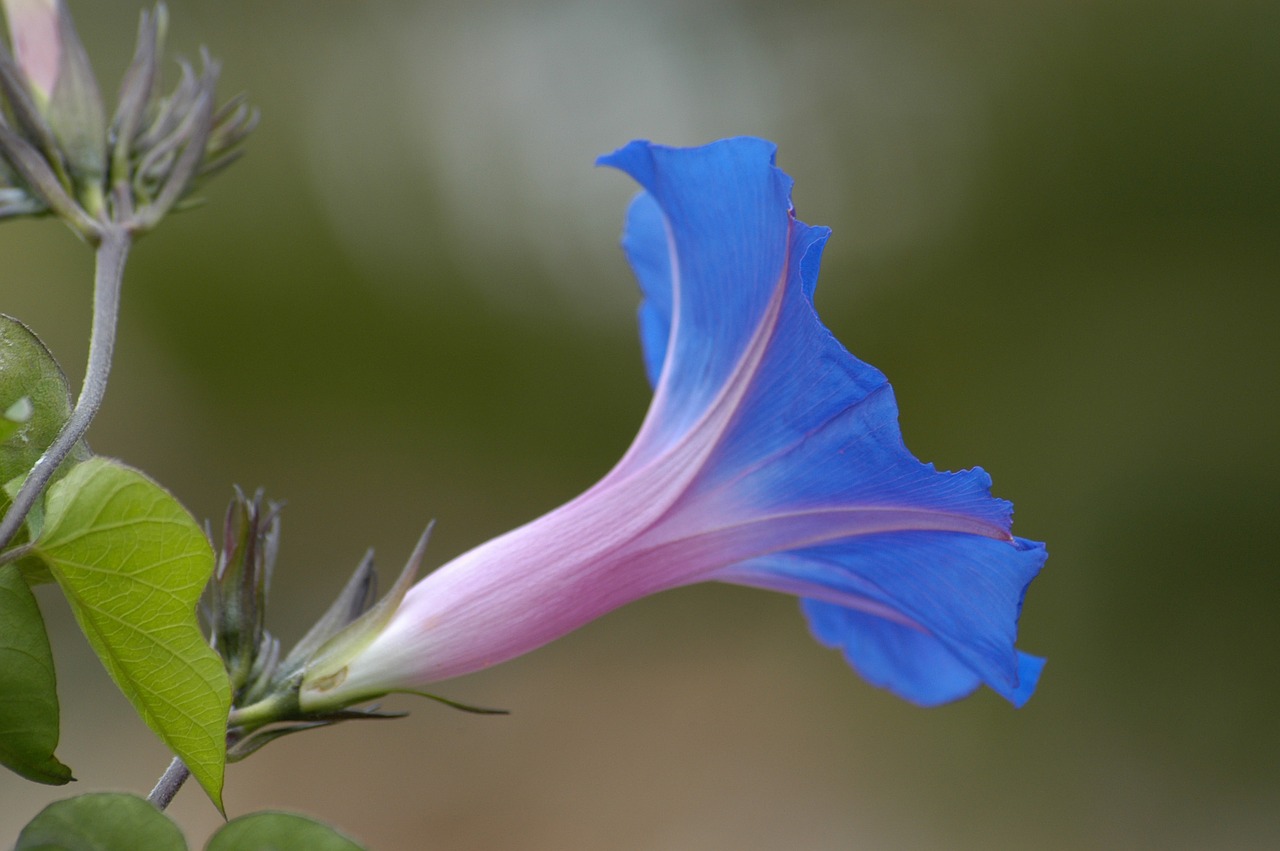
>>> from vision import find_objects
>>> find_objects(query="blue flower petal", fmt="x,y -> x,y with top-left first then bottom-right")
619,192 -> 672,388
725,534 -> 1045,706
803,597 -> 987,706
603,137 -> 1045,706
803,596 -> 1046,707
599,137 -> 796,458
609,139 -> 1010,529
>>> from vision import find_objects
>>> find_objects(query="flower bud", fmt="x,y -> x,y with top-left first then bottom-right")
2,0 -> 59,100
207,488 -> 279,696
3,0 -> 105,184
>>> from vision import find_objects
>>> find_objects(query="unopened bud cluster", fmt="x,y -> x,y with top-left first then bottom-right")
0,2 -> 255,241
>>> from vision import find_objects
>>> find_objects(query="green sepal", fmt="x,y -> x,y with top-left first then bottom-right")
228,705 -> 407,763
300,525 -> 431,701
274,548 -> 377,686
402,690 -> 509,716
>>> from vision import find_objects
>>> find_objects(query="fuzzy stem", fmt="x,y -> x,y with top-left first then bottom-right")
146,756 -> 190,810
0,224 -> 130,549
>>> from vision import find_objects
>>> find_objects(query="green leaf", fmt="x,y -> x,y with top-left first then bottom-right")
0,315 -> 89,486
15,792 -> 188,851
207,812 -> 367,851
0,564 -> 71,784
32,458 -> 231,809
0,315 -> 89,581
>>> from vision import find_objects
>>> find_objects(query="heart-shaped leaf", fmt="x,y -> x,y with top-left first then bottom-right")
32,458 -> 231,809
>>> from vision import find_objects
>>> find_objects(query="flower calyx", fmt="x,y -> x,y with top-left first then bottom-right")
207,503 -> 501,762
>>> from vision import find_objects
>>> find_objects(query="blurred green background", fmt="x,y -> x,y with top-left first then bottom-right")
3,0 -> 1277,848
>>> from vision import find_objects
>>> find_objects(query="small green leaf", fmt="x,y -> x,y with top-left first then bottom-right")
207,812 -> 367,851
0,564 -> 71,784
15,792 -> 188,851
0,315 -> 89,486
32,458 -> 231,809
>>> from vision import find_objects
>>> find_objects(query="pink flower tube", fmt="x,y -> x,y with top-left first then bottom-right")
299,138 -> 1046,712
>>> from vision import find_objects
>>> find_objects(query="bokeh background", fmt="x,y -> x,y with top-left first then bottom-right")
3,0 -> 1277,848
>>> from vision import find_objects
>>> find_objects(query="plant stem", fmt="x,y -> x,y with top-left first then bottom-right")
0,224 -> 131,550
0,542 -> 33,566
146,756 -> 190,810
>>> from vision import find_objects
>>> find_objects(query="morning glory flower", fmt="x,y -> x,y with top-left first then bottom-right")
299,137 -> 1046,713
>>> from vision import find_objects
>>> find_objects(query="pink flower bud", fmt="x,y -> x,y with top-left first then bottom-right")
2,0 -> 60,100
